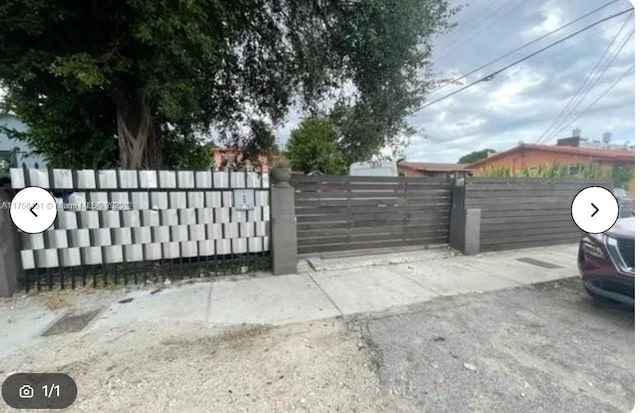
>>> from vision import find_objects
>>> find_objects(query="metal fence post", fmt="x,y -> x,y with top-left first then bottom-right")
0,188 -> 22,296
448,178 -> 480,255
270,169 -> 297,275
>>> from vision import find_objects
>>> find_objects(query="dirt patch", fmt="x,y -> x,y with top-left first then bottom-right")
0,287 -> 130,313
41,292 -> 69,310
0,319 -> 416,413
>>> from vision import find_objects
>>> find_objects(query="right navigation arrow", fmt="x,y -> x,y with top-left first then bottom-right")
590,203 -> 599,217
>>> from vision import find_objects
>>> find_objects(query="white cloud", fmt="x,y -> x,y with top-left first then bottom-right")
618,29 -> 635,58
486,67 -> 544,111
521,1 -> 565,39
598,8 -> 634,41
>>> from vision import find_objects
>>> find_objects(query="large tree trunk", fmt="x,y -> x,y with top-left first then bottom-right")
145,122 -> 163,168
115,90 -> 163,169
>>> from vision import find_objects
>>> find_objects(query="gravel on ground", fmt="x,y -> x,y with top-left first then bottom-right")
0,318 -> 416,413
365,277 -> 634,413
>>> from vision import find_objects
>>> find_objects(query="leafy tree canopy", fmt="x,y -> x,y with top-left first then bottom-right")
164,139 -> 215,170
0,0 -> 456,169
235,119 -> 278,164
286,117 -> 346,175
612,164 -> 634,189
458,148 -> 497,164
330,104 -> 387,166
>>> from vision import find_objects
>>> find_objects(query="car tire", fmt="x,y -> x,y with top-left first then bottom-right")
584,285 -> 616,304
584,285 -> 633,310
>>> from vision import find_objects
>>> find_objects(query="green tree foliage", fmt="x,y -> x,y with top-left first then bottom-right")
329,104 -> 398,166
0,0 -> 456,169
612,164 -> 634,189
242,120 -> 278,164
163,138 -> 215,170
1,91 -> 118,169
458,149 -> 496,164
286,117 -> 346,175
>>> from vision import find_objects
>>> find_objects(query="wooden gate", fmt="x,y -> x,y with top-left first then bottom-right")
292,175 -> 452,255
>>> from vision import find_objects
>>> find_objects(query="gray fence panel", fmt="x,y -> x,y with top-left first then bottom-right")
293,175 -> 452,255
465,177 -> 612,252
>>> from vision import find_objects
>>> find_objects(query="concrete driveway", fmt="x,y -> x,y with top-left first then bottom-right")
366,277 -> 634,413
0,245 -> 634,412
1,244 -> 583,358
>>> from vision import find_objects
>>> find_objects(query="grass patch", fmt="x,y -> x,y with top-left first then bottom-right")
41,291 -> 69,310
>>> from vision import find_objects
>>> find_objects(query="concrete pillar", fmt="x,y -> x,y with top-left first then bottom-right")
449,183 -> 481,255
462,208 -> 481,255
270,169 -> 297,275
0,188 -> 22,296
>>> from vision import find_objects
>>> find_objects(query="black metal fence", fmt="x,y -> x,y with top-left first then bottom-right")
21,248 -> 271,291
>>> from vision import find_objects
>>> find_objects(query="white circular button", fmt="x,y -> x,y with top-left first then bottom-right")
10,187 -> 58,234
571,186 -> 619,234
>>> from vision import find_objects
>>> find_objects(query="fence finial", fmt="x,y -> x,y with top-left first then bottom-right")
271,167 -> 291,188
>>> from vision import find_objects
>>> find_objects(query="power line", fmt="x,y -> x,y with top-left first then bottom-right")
540,27 -> 634,143
428,0 -> 623,100
437,0 -> 506,56
551,64 -> 634,138
437,0 -> 501,51
535,10 -> 633,143
416,7 -> 634,111
438,0 -> 521,60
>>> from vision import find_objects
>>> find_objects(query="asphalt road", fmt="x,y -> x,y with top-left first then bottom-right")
366,277 -> 634,413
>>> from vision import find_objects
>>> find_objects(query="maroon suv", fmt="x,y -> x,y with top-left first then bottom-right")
578,217 -> 635,306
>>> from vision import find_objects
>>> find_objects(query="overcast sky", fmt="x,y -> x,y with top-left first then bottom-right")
276,0 -> 635,163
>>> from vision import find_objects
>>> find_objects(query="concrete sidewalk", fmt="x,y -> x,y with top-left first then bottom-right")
89,243 -> 579,330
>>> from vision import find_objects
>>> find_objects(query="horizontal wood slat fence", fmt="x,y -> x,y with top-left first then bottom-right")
292,175 -> 452,255
465,177 -> 611,252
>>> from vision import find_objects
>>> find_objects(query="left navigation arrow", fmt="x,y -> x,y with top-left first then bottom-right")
10,187 -> 58,234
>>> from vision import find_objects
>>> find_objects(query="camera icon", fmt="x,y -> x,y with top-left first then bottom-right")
18,384 -> 34,399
